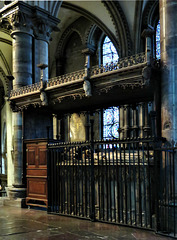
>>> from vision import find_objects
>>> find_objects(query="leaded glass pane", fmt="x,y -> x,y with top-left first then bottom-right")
104,36 -> 110,44
112,123 -> 119,138
156,20 -> 160,60
103,106 -> 119,140
102,36 -> 119,65
103,108 -> 114,125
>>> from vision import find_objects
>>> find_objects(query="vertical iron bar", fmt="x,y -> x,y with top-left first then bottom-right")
132,142 -> 137,226
138,141 -> 142,226
142,142 -> 147,227
47,148 -> 51,212
90,117 -> 95,221
147,142 -> 152,228
128,142 -> 132,225
116,142 -> 120,223
120,142 -> 124,223
124,142 -> 128,224
113,143 -> 116,222
56,149 -> 59,213
101,143 -> 105,221
108,144 -> 112,222
54,149 -> 57,212
105,142 -> 109,221
173,149 -> 176,236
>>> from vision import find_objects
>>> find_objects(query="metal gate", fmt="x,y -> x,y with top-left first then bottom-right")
155,146 -> 177,238
48,138 -> 155,229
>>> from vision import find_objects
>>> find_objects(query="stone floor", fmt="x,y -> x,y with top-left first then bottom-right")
0,206 -> 173,240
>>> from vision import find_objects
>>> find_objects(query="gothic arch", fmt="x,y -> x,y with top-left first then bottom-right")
56,28 -> 83,59
61,2 -> 119,57
142,0 -> 159,29
0,67 -> 9,96
102,1 -> 132,57
56,17 -> 94,58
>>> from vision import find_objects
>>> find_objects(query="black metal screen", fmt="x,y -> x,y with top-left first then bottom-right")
48,138 -> 155,229
156,146 -> 177,238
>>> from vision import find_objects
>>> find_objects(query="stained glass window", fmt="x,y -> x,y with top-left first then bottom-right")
103,107 -> 119,140
156,20 -> 160,59
102,36 -> 119,65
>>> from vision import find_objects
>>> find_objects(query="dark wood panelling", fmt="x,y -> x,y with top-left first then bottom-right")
25,140 -> 48,208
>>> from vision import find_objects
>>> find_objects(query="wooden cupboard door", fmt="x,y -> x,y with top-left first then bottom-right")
26,144 -> 37,168
38,144 -> 47,168
27,178 -> 47,199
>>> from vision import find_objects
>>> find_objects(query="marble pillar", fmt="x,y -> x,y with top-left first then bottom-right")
160,0 -> 177,143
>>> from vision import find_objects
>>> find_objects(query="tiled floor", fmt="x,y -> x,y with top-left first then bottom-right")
0,206 -> 173,240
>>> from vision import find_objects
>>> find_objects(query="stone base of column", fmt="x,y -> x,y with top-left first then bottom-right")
4,187 -> 27,208
6,186 -> 26,199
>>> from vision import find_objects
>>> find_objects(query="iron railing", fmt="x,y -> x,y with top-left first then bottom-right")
155,146 -> 177,238
48,138 -> 155,229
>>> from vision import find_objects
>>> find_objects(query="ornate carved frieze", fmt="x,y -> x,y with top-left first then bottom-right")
91,52 -> 146,77
9,52 -> 154,112
47,69 -> 85,89
53,93 -> 85,104
10,82 -> 42,99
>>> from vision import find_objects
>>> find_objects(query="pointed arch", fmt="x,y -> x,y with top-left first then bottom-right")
102,1 -> 132,57
0,67 -> 9,96
0,50 -> 11,76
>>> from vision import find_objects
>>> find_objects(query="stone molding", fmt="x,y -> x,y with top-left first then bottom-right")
102,0 -> 132,56
61,2 -> 119,55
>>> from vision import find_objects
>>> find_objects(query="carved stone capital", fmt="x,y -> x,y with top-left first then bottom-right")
0,1 -> 60,40
32,9 -> 60,42
141,28 -> 155,38
0,4 -> 33,36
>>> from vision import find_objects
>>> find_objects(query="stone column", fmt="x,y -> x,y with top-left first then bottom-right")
143,103 -> 150,137
160,0 -> 177,142
142,28 -> 155,65
82,48 -> 94,97
0,5 -> 34,197
119,106 -> 124,140
34,34 -> 49,82
33,14 -> 60,83
138,103 -> 144,138
123,105 -> 129,139
160,0 -> 177,203
132,105 -> 138,138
